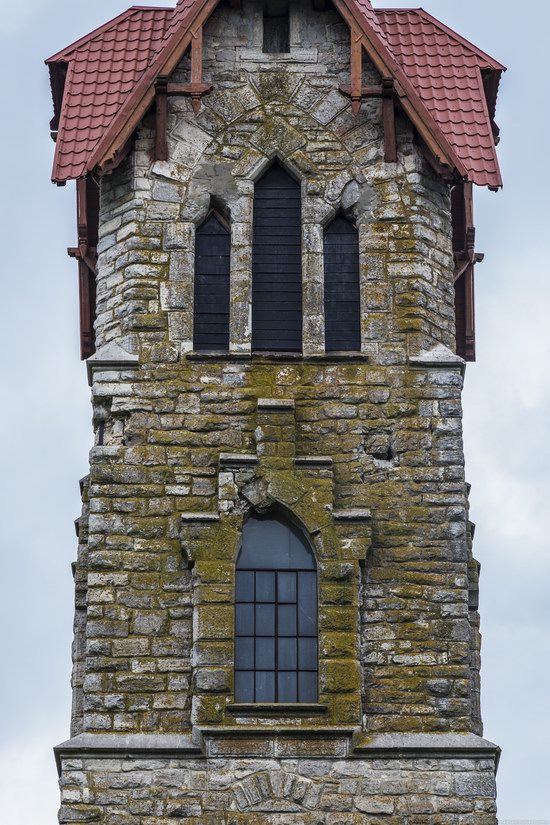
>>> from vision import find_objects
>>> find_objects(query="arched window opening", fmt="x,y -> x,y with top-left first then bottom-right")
235,514 -> 318,703
193,212 -> 230,351
252,163 -> 302,353
323,214 -> 361,352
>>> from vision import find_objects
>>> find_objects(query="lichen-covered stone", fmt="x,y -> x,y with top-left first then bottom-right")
58,0 -> 497,822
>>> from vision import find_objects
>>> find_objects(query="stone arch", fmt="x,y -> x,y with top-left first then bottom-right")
233,770 -> 325,812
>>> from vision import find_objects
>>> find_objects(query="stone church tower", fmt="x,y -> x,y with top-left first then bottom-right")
47,1 -> 505,822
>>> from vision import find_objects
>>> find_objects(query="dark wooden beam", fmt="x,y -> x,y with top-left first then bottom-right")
76,178 -> 88,258
452,181 -> 478,361
312,0 -> 327,10
78,260 -> 97,361
167,82 -> 213,96
155,76 -> 169,161
339,84 -> 384,98
350,29 -> 362,115
382,78 -> 397,163
72,176 -> 99,359
463,264 -> 476,361
190,27 -> 204,114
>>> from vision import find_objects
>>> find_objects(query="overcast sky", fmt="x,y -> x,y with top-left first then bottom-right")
0,0 -> 548,822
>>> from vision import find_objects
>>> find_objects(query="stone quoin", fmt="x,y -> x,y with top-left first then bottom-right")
46,1 -> 505,822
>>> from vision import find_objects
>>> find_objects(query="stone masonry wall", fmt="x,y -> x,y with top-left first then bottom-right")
60,1 -> 494,822
84,357 -> 476,735
59,751 -> 498,825
76,0 -> 482,739
94,0 -> 456,363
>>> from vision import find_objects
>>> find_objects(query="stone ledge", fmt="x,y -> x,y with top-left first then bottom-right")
54,731 -> 501,772
54,733 -> 201,774
352,733 -> 501,767
237,47 -> 318,64
86,341 -> 139,385
409,344 -> 466,376
199,725 -> 355,738
333,509 -> 372,522
219,453 -> 259,468
226,703 -> 328,716
187,351 -> 251,361
294,456 -> 333,468
181,512 -> 220,522
257,398 -> 296,412
185,352 -> 371,363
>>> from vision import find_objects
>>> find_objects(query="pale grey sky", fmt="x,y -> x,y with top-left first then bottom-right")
0,1 -> 548,822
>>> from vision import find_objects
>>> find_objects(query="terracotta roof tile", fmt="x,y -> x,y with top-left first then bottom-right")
48,7 -> 173,181
47,2 -> 504,188
375,9 -> 504,188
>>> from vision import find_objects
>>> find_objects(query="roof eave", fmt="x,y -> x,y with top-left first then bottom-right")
90,0 -> 219,174
46,8 -> 146,63
333,0 -> 470,181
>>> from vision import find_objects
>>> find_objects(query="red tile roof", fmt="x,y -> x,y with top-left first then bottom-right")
353,0 -> 387,40
376,9 -> 504,189
161,0 -> 201,48
47,2 -> 504,187
48,7 -> 173,181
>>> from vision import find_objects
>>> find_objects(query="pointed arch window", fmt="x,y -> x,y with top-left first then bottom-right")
193,212 -> 230,351
234,514 -> 318,703
323,214 -> 361,352
252,163 -> 302,353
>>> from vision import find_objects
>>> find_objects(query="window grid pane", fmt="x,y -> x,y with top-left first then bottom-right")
235,568 -> 318,703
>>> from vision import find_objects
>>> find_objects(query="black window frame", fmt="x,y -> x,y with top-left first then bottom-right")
234,516 -> 318,704
323,213 -> 362,353
193,210 -> 231,352
252,162 -> 303,354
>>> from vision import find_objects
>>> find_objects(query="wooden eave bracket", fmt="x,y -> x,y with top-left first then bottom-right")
154,26 -> 213,160
155,76 -> 169,162
68,246 -> 97,275
339,28 -> 397,162
454,193 -> 484,283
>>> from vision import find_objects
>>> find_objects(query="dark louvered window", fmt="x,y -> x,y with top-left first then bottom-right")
235,515 -> 318,704
193,213 -> 230,351
324,215 -> 361,352
252,164 -> 302,352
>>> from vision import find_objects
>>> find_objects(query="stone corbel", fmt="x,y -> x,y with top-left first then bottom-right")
409,343 -> 466,377
86,341 -> 140,386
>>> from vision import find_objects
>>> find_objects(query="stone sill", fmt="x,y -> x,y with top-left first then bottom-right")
200,724 -> 354,738
186,351 -> 370,363
237,47 -> 318,64
226,703 -> 328,717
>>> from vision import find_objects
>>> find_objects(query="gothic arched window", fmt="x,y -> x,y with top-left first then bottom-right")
252,163 -> 302,353
234,514 -> 318,703
193,212 -> 230,351
323,214 -> 361,352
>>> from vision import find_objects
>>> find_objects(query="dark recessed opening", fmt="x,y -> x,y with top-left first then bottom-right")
263,2 -> 290,53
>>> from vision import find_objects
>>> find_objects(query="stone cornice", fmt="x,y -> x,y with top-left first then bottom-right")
54,733 -> 200,774
352,732 -> 501,767
55,731 -> 501,774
